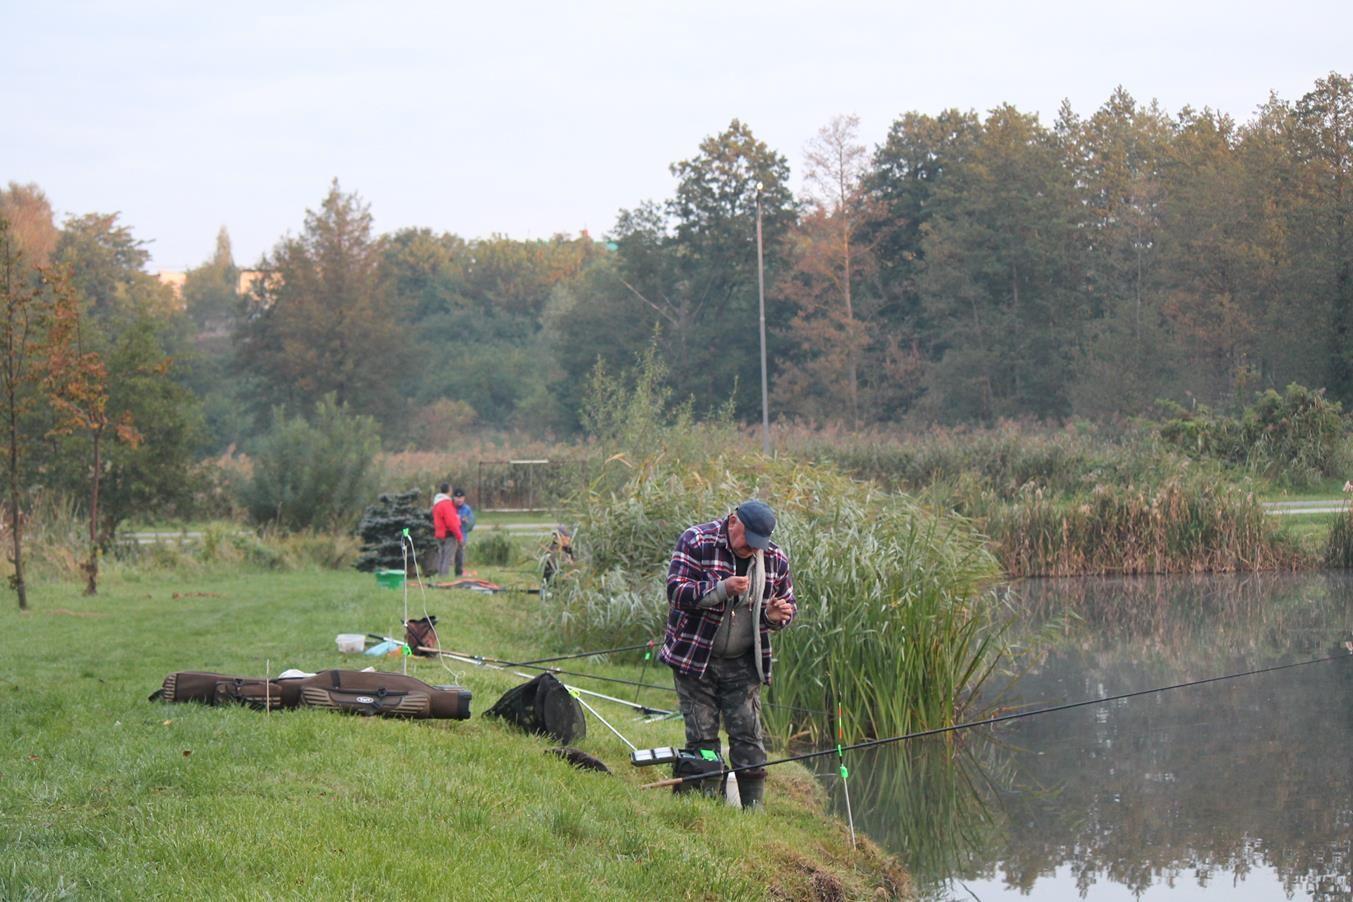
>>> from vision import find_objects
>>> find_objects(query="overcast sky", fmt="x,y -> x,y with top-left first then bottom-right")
3,0 -> 1350,271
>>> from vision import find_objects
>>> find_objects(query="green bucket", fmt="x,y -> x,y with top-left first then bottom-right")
376,569 -> 406,590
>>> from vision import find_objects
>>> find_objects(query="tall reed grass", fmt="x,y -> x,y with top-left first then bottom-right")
1323,503 -> 1353,568
779,421 -> 1177,499
984,478 -> 1299,576
541,453 -> 1005,744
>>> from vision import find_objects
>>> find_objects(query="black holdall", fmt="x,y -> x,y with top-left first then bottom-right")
483,672 -> 586,745
671,748 -> 727,798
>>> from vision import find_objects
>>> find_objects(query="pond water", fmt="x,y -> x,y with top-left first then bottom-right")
808,572 -> 1353,900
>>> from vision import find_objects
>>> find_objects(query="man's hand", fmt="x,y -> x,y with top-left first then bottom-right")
723,575 -> 750,597
765,596 -> 793,625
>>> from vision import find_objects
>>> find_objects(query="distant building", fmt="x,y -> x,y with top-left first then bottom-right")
236,269 -> 275,297
156,270 -> 187,303
156,268 -> 276,296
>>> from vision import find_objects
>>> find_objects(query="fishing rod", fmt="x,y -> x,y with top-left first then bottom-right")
372,633 -> 826,716
367,632 -> 675,712
642,650 -> 1353,789
460,649 -> 830,717
438,647 -> 675,717
477,640 -> 828,714
504,643 -> 655,667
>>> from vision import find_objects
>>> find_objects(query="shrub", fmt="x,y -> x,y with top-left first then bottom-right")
783,421 -> 1179,501
1324,504 -> 1353,568
353,489 -> 433,573
243,394 -> 383,531
1157,384 -> 1348,486
472,528 -> 514,567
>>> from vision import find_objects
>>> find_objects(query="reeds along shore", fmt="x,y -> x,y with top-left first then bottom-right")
980,479 -> 1299,577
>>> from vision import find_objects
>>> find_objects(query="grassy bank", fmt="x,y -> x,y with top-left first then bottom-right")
0,568 -> 907,900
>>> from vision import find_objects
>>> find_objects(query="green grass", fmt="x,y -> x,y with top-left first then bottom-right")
0,568 -> 906,900
1274,514 -> 1338,555
475,510 -> 561,526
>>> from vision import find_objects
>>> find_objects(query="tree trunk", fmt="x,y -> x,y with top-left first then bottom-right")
9,489 -> 25,612
84,429 -> 101,596
842,219 -> 859,428
7,406 -> 24,611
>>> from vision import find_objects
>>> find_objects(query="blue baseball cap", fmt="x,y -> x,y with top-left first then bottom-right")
735,500 -> 776,549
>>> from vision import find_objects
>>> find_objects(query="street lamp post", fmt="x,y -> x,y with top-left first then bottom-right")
755,188 -> 770,456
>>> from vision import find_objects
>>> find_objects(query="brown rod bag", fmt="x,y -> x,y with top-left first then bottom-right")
150,669 -> 471,720
149,671 -> 302,710
297,669 -> 472,720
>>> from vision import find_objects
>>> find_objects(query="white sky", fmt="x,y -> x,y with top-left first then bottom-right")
3,0 -> 1349,271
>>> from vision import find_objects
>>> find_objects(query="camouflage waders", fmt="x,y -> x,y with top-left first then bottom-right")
672,652 -> 769,807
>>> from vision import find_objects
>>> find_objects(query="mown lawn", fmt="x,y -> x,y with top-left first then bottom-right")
0,566 -> 906,900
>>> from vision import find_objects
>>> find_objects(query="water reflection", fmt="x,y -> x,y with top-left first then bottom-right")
820,571 -> 1353,899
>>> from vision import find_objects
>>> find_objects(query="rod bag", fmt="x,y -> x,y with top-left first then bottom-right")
150,669 -> 471,720
297,669 -> 472,719
214,676 -> 297,711
149,671 -> 302,709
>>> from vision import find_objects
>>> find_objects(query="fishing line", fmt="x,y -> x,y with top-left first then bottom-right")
645,650 -> 1353,789
399,530 -> 461,682
569,689 -> 639,752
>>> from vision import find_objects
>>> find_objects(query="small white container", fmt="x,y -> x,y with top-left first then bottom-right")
335,633 -> 365,653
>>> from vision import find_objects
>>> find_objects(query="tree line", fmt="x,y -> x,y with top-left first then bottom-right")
3,73 -> 1352,588
202,72 -> 1353,439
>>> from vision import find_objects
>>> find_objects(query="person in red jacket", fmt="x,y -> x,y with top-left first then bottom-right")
431,483 -> 463,577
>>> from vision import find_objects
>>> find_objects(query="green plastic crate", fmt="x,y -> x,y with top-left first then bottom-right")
375,569 -> 405,590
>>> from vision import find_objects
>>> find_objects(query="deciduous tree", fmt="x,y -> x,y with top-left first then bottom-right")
0,183 -> 59,266
775,115 -> 880,425
43,286 -> 141,595
0,217 -> 68,610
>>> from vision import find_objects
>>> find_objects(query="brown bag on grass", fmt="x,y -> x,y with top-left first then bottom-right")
297,669 -> 471,719
149,671 -> 303,709
404,616 -> 439,656
151,669 -> 469,719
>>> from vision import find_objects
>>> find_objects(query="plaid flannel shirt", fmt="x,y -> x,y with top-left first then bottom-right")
658,516 -> 796,682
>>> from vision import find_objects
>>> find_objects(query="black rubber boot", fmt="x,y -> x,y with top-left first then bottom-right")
736,768 -> 767,810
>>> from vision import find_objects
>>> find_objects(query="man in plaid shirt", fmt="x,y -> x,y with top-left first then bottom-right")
659,499 -> 796,809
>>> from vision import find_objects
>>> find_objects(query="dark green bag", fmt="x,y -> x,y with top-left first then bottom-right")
672,748 -> 726,797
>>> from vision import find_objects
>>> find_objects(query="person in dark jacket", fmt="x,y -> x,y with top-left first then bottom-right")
452,488 -> 475,577
431,483 -> 463,577
659,499 -> 796,809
